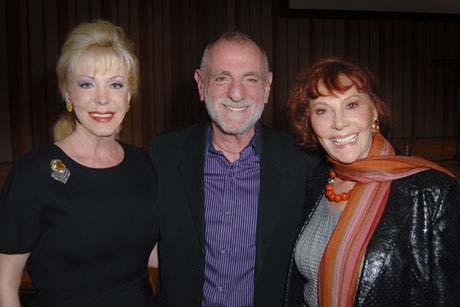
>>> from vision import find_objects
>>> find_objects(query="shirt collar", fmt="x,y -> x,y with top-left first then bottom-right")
206,121 -> 262,157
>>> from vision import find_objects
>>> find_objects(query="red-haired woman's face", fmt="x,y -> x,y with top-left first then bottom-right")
309,76 -> 378,163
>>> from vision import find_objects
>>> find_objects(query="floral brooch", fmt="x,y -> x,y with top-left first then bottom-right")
50,159 -> 70,184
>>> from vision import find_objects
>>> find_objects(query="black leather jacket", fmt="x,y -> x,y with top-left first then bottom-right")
284,164 -> 460,307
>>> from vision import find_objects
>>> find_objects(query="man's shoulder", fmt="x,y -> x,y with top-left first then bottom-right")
261,126 -> 324,172
261,126 -> 296,146
148,122 -> 208,159
261,126 -> 309,158
151,123 -> 206,147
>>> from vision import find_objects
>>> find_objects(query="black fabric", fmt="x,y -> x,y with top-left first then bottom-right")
149,122 -> 320,307
285,164 -> 460,307
0,143 -> 159,307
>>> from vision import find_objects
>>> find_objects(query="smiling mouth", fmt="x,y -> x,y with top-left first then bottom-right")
332,133 -> 358,145
89,112 -> 114,122
224,105 -> 248,112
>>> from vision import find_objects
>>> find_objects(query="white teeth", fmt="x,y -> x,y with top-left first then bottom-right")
332,133 -> 358,145
226,106 -> 246,111
91,113 -> 113,118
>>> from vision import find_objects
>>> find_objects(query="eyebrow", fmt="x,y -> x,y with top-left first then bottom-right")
211,70 -> 231,77
310,100 -> 328,107
108,75 -> 126,80
74,74 -> 126,80
343,94 -> 363,100
75,74 -> 95,79
211,70 -> 262,78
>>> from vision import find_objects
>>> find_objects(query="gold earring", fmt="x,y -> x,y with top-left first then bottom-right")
372,119 -> 380,135
66,101 -> 73,113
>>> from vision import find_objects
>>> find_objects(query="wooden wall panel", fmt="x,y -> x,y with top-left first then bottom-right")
271,2 -> 288,130
43,0 -> 61,145
0,0 -> 12,163
28,0 -> 49,149
3,0 -> 460,161
7,0 -> 33,158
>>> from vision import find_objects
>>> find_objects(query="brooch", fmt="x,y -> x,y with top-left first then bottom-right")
50,159 -> 70,184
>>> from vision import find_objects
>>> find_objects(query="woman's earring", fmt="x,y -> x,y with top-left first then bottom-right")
66,101 -> 73,113
372,120 -> 380,135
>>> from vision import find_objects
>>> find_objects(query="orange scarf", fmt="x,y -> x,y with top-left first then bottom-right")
318,133 -> 454,307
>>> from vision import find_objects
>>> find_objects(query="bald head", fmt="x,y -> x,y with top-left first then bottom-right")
199,32 -> 270,81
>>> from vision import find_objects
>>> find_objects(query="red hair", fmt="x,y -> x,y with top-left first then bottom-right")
288,57 -> 391,149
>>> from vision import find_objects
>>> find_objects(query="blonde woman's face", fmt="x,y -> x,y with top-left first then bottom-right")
64,53 -> 131,140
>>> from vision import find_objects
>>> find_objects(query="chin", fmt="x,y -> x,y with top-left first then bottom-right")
89,129 -> 119,138
218,120 -> 251,135
330,153 -> 360,164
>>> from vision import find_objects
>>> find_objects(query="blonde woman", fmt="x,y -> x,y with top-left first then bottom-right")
0,21 -> 158,307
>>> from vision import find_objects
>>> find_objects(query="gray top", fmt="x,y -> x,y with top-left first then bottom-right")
294,195 -> 342,307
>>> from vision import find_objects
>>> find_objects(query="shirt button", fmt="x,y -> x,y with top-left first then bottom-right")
217,286 -> 223,292
221,248 -> 227,254
224,210 -> 231,215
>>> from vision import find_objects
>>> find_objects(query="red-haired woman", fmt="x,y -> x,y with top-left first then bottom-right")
284,57 -> 460,307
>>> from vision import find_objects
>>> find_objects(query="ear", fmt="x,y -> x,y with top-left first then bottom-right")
194,69 -> 206,101
373,108 -> 378,122
264,72 -> 273,104
63,91 -> 70,102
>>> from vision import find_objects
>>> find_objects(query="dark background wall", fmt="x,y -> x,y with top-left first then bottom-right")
2,0 -> 460,164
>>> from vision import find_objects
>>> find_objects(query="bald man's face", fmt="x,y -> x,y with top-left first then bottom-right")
195,40 -> 272,136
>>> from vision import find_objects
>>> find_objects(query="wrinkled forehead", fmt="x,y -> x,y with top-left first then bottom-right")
208,41 -> 265,73
71,48 -> 127,77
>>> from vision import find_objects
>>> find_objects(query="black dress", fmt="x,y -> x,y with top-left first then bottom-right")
0,143 -> 159,307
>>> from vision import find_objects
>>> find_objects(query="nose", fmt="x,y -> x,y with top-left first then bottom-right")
95,87 -> 109,105
227,80 -> 246,102
331,112 -> 347,130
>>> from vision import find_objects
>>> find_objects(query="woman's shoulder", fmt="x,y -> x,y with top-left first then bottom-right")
119,141 -> 143,154
118,142 -> 153,171
392,169 -> 459,208
1,145 -> 64,195
11,144 -> 63,175
395,169 -> 457,190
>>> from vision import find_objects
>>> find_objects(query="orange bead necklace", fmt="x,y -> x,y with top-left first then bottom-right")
325,170 -> 352,202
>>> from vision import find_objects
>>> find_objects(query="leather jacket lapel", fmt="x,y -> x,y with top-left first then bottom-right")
355,183 -> 413,305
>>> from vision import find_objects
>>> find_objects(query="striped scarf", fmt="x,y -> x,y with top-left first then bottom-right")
318,133 -> 454,307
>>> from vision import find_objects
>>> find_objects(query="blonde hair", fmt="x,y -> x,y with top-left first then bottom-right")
53,20 -> 139,141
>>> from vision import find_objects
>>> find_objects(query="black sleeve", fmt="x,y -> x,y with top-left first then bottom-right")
0,156 -> 42,253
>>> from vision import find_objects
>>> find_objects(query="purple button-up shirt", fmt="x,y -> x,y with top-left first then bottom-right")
202,127 -> 261,307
